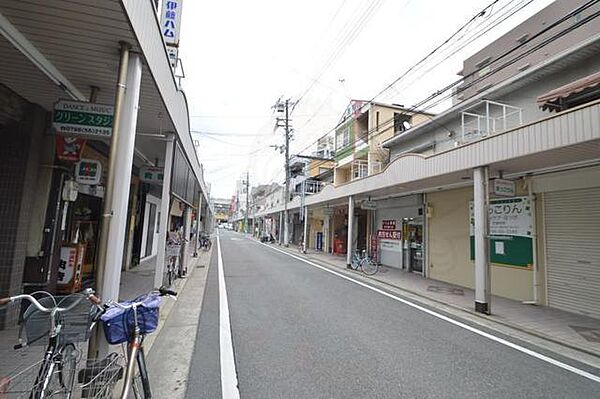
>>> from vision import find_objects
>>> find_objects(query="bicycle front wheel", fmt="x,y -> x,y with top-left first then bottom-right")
58,343 -> 77,396
130,347 -> 152,399
361,259 -> 379,275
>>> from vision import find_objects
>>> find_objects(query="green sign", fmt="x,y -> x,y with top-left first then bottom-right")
469,197 -> 533,267
53,100 -> 114,137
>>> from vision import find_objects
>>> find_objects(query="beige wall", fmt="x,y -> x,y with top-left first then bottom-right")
428,186 -> 536,301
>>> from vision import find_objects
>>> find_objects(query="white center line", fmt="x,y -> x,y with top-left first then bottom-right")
217,233 -> 241,398
259,240 -> 600,384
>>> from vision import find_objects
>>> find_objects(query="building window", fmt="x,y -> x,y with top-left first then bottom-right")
376,111 -> 380,131
336,126 -> 351,149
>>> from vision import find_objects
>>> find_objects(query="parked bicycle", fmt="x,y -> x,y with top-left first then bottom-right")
0,289 -> 121,399
91,286 -> 177,399
350,250 -> 379,275
198,232 -> 212,251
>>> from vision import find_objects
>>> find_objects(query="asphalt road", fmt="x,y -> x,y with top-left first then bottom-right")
185,230 -> 600,398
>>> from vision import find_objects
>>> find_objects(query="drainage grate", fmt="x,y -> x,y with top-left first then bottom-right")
570,325 -> 600,343
427,285 -> 464,296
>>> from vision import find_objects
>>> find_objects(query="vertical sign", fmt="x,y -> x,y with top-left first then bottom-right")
160,0 -> 183,45
161,0 -> 183,68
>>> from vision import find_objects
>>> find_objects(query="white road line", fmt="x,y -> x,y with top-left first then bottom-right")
259,241 -> 600,384
217,233 -> 241,398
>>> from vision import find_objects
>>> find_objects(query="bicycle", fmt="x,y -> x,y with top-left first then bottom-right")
0,288 -> 118,399
198,232 -> 212,251
92,286 -> 177,399
350,250 -> 379,275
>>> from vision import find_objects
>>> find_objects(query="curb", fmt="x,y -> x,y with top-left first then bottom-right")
144,246 -> 213,354
270,243 -> 600,360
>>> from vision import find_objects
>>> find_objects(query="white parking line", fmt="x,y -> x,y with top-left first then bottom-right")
259,241 -> 600,384
217,233 -> 241,398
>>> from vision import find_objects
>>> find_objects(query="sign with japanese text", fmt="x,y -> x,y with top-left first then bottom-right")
377,230 -> 402,240
469,196 -> 533,267
55,136 -> 86,161
381,219 -> 397,230
493,178 -> 516,197
75,159 -> 102,185
53,100 -> 114,138
140,166 -> 165,184
161,0 -> 183,46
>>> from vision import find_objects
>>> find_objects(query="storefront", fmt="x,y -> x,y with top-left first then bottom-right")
374,195 -> 424,273
535,166 -> 600,318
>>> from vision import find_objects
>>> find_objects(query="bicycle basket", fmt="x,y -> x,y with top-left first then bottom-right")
78,353 -> 124,398
100,294 -> 161,345
21,294 -> 94,346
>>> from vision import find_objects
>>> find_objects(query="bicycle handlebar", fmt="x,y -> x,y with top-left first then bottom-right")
0,288 -> 95,313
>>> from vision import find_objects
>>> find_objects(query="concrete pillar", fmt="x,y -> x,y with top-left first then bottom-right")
346,196 -> 354,267
474,166 -> 491,314
153,136 -> 175,288
303,206 -> 309,252
323,215 -> 330,253
99,52 -> 142,302
182,205 -> 192,272
279,211 -> 284,245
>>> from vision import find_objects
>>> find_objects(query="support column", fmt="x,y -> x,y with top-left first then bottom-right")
323,214 -> 330,253
193,192 -> 202,257
279,211 -> 284,245
153,136 -> 175,288
303,206 -> 309,253
182,205 -> 192,273
97,50 -> 142,302
346,196 -> 354,268
474,166 -> 491,314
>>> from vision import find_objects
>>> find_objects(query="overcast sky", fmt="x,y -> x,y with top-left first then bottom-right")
178,0 -> 554,200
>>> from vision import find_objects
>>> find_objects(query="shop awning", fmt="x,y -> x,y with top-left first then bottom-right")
537,70 -> 600,111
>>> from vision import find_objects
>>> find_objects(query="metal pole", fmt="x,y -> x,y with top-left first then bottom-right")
346,196 -> 354,268
303,206 -> 308,253
283,99 -> 290,246
474,166 -> 491,314
95,42 -> 130,299
245,170 -> 249,234
154,136 -> 175,288
193,192 -> 201,257
279,211 -> 284,245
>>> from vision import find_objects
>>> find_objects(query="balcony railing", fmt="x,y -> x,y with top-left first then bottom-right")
369,160 -> 382,175
351,160 -> 369,180
461,100 -> 522,142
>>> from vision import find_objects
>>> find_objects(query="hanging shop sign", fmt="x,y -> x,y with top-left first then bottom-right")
75,159 -> 102,185
160,0 -> 183,46
361,200 -> 377,210
57,244 -> 84,293
55,136 -> 86,161
381,219 -> 397,230
53,100 -> 114,138
493,178 -> 516,197
469,196 -> 533,267
140,166 -> 165,184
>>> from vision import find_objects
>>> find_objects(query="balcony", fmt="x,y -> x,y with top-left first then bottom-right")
369,160 -> 382,175
461,100 -> 522,142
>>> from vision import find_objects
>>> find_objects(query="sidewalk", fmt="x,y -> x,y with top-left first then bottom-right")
269,243 -> 600,360
0,244 -> 210,382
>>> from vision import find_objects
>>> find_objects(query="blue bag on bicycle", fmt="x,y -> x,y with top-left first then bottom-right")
100,293 -> 161,345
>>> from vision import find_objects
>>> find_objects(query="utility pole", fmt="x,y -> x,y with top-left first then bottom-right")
245,170 -> 249,234
271,98 -> 295,246
283,99 -> 290,246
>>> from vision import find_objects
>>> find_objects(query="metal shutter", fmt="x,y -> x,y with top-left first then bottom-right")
544,188 -> 600,318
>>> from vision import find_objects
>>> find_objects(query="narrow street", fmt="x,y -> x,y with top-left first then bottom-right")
185,230 -> 600,398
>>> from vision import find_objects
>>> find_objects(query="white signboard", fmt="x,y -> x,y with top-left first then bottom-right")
493,179 -> 516,197
160,0 -> 183,46
361,200 -> 377,210
469,197 -> 533,238
53,100 -> 114,138
380,239 -> 402,252
140,166 -> 164,184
